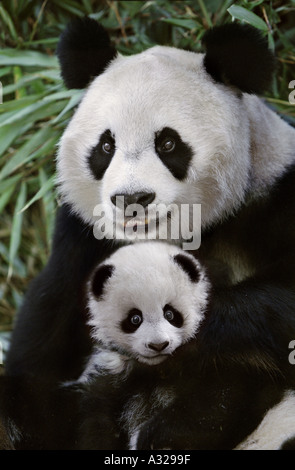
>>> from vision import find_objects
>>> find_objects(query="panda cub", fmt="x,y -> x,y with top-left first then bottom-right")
77,241 -> 210,449
77,242 -> 286,450
86,241 -> 209,368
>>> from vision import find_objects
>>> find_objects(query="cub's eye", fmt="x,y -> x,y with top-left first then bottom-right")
121,309 -> 143,333
164,310 -> 174,322
160,138 -> 175,153
163,304 -> 183,328
130,314 -> 142,325
102,140 -> 114,154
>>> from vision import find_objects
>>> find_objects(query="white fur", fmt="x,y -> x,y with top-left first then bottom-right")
87,241 -> 209,365
236,391 -> 295,450
57,46 -> 295,239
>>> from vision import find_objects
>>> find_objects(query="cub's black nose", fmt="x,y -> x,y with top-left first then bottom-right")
148,341 -> 169,352
111,192 -> 155,209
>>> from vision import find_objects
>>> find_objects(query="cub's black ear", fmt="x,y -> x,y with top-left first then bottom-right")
202,23 -> 275,94
91,264 -> 114,299
57,17 -> 117,89
173,254 -> 200,283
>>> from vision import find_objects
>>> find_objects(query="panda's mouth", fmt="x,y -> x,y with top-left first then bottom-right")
123,214 -> 160,232
137,353 -> 170,365
123,216 -> 149,228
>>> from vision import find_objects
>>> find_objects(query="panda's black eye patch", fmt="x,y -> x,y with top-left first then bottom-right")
88,129 -> 115,180
163,304 -> 183,328
155,127 -> 193,181
121,308 -> 143,333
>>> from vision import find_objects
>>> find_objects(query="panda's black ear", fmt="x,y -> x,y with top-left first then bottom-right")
91,264 -> 114,299
202,23 -> 276,94
57,17 -> 117,89
173,254 -> 200,283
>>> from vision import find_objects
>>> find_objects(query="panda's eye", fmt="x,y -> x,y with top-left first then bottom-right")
160,138 -> 175,153
163,304 -> 183,328
130,314 -> 142,325
102,140 -> 114,154
121,309 -> 143,333
164,310 -> 174,322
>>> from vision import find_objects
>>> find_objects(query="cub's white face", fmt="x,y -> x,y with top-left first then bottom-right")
87,242 -> 209,365
57,46 -> 251,239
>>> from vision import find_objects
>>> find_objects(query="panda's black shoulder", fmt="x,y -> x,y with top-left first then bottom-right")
280,435 -> 295,450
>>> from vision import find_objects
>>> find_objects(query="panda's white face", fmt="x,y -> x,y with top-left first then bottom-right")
57,46 -> 251,239
87,242 -> 209,365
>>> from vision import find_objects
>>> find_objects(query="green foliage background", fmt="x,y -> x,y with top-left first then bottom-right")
0,0 -> 294,341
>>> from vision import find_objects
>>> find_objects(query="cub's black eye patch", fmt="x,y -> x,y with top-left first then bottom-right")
88,129 -> 116,180
121,308 -> 143,333
163,304 -> 183,328
155,127 -> 193,180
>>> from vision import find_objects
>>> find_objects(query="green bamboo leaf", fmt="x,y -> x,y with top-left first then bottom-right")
52,91 -> 84,123
0,122 -> 32,155
3,74 -> 42,96
20,175 -> 55,213
162,18 -> 199,30
0,175 -> 22,194
121,1 -> 143,17
8,182 -> 27,279
0,5 -> 18,42
0,66 -> 12,78
0,127 -> 59,181
0,99 -> 52,126
22,38 -> 59,47
0,184 -> 16,214
0,94 -> 42,115
39,168 -> 56,246
0,97 -> 65,127
37,69 -> 62,82
51,0 -> 84,16
43,90 -> 77,102
0,49 -> 58,68
227,5 -> 268,32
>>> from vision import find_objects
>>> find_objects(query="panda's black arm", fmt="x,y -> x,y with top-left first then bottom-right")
136,340 -> 285,450
5,204 -> 119,380
199,272 -> 295,381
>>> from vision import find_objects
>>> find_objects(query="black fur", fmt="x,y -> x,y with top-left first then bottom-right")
280,436 -> 295,450
163,304 -> 183,328
77,339 -> 286,450
92,264 -> 114,299
57,17 -> 117,89
202,23 -> 276,94
173,253 -> 200,283
121,309 -> 143,334
88,129 -> 116,180
155,127 -> 193,180
0,374 -> 80,450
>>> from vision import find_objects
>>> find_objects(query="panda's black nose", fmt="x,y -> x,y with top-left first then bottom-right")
111,192 -> 155,209
148,341 -> 169,352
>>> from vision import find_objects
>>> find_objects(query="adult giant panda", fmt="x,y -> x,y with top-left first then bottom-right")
5,18 -> 295,449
